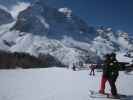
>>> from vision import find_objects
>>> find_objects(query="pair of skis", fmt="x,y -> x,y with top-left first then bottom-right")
89,90 -> 128,100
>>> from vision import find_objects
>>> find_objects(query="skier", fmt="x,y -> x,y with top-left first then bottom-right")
99,53 -> 120,98
72,63 -> 76,71
89,64 -> 97,76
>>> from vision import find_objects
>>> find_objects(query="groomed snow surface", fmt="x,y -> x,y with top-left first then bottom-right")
0,68 -> 133,100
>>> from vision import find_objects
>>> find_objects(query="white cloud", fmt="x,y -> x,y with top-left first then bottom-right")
10,2 -> 30,19
58,7 -> 72,18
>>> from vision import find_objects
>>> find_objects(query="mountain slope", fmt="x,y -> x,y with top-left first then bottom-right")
90,27 -> 133,60
0,22 -> 98,67
1,23 -> 133,67
0,8 -> 14,25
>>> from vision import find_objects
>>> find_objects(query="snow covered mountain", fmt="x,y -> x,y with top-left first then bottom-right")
0,0 -> 96,67
0,0 -> 31,7
11,0 -> 96,42
0,0 -> 133,68
90,27 -> 133,61
0,23 -> 98,67
1,23 -> 132,67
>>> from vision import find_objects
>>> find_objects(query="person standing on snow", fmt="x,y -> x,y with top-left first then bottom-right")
72,63 -> 77,71
89,64 -> 97,76
99,53 -> 120,98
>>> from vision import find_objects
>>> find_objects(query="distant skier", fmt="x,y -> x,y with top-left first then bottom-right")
99,53 -> 120,98
89,64 -> 97,76
72,63 -> 76,71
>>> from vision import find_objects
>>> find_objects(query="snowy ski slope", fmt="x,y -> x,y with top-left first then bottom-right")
0,68 -> 133,100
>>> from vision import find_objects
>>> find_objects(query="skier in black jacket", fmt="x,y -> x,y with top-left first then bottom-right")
99,53 -> 120,98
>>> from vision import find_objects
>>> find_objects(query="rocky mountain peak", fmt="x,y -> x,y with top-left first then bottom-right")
10,0 -> 96,42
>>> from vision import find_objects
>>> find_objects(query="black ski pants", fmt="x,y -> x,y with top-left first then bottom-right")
108,74 -> 118,96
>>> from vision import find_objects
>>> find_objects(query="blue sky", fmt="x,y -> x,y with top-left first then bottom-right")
47,0 -> 133,34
